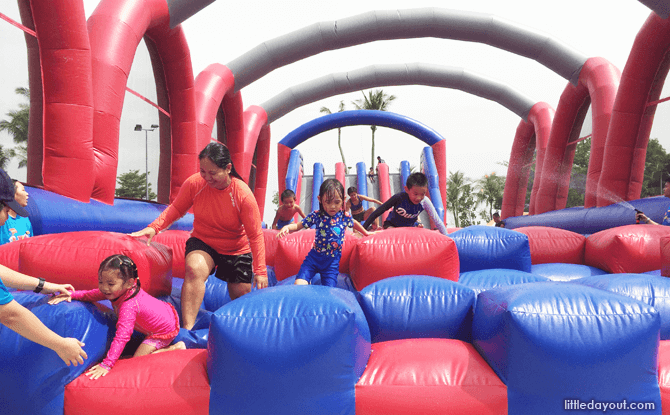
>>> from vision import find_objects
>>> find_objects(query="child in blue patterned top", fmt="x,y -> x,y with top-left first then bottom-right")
277,179 -> 370,287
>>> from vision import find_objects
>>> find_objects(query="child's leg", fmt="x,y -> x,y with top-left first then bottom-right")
319,256 -> 341,287
320,272 -> 338,287
153,341 -> 187,353
134,342 -> 158,357
295,251 -> 319,285
137,337 -> 174,356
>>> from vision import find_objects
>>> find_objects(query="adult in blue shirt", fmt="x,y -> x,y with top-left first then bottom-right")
0,168 -> 86,366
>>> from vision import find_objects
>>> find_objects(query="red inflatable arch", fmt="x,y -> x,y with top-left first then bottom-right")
88,0 -> 197,204
534,57 -> 620,213
600,13 -> 670,205
19,0 -> 199,204
503,102 -> 554,218
19,0 -> 94,202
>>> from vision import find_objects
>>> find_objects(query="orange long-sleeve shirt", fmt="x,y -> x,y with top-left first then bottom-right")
149,174 -> 266,279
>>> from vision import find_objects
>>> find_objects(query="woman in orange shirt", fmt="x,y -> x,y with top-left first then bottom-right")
131,142 -> 267,330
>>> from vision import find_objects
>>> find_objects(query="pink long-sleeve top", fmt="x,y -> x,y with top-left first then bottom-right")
71,286 -> 179,369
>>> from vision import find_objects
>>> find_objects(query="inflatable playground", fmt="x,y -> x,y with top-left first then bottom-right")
5,1 -> 670,414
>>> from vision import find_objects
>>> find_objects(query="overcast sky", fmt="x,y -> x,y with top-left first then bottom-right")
0,0 -> 665,224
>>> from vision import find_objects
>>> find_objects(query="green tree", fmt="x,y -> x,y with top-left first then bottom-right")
272,191 -> 279,209
0,87 -> 29,168
642,138 -> 670,197
475,172 -> 505,220
115,170 -> 156,200
352,89 -> 396,167
0,145 -> 11,171
320,101 -> 349,172
566,137 -> 591,208
447,171 -> 477,227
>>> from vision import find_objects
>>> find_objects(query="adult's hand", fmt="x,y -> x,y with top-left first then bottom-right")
42,282 -> 74,296
129,227 -> 157,245
56,338 -> 87,366
254,275 -> 269,290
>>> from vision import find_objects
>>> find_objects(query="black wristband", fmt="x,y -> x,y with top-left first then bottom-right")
33,278 -> 45,293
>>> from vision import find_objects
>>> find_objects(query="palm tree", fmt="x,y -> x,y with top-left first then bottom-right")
0,87 -> 30,168
320,101 -> 348,171
475,172 -> 506,220
352,89 -> 396,167
447,171 -> 466,227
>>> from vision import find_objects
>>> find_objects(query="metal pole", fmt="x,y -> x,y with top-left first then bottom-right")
145,130 -> 149,200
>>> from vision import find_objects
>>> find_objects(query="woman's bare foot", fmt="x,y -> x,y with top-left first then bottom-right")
153,341 -> 186,354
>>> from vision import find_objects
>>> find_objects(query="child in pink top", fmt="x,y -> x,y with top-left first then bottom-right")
49,254 -> 183,379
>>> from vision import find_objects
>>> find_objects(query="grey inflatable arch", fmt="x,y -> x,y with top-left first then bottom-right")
227,7 -> 588,92
260,63 -> 536,124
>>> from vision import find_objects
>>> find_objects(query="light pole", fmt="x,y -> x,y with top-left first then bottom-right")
134,124 -> 159,200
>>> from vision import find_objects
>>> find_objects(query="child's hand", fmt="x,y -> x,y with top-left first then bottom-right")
48,293 -> 72,305
277,227 -> 289,238
85,364 -> 110,380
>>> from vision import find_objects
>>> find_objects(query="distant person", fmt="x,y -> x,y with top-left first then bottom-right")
49,254 -> 183,380
346,187 -> 382,230
272,189 -> 306,230
368,167 -> 376,183
375,156 -> 386,176
129,142 -> 267,330
636,179 -> 670,225
492,212 -> 505,228
0,167 -> 87,367
277,179 -> 369,287
0,180 -> 32,244
362,172 -> 448,235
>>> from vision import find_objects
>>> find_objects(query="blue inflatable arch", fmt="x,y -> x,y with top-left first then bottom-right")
278,110 -> 448,222
279,110 -> 443,149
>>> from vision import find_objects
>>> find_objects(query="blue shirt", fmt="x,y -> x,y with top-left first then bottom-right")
363,192 -> 423,229
301,210 -> 354,257
663,207 -> 670,226
0,279 -> 13,305
0,215 -> 32,245
362,191 -> 448,235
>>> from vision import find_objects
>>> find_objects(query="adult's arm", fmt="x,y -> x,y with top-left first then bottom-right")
359,194 -> 383,205
147,179 -> 196,234
130,182 -> 195,245
420,198 -> 449,235
0,300 -> 87,366
0,264 -> 74,295
363,193 -> 402,230
240,194 -> 268,288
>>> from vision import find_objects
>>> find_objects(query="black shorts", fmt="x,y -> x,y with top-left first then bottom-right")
352,211 -> 365,222
185,237 -> 253,284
